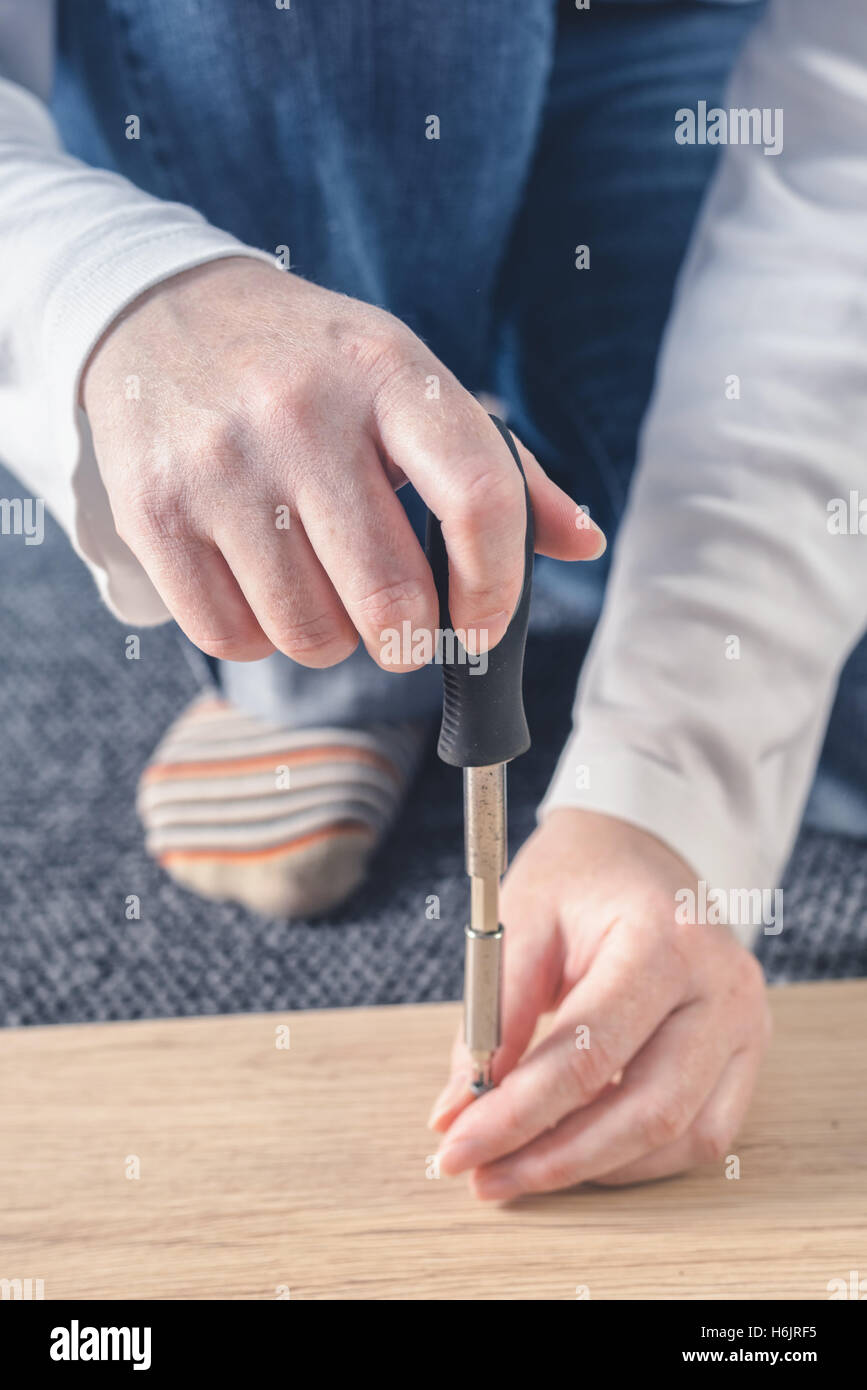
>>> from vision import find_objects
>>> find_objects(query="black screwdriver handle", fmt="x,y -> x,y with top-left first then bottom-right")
425,414 -> 534,768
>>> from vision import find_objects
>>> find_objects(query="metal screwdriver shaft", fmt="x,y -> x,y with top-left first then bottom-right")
425,415 -> 534,1100
463,764 -> 506,1093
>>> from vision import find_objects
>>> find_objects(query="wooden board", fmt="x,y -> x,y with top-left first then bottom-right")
1,980 -> 865,1300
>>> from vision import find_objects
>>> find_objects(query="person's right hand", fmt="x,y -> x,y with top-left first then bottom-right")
81,257 -> 605,667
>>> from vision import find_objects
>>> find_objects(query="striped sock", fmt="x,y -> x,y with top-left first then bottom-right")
137,693 -> 428,917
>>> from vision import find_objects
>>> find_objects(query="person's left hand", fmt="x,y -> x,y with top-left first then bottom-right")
428,808 -> 771,1198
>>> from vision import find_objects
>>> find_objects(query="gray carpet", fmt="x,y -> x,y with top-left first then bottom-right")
1,465 -> 865,1027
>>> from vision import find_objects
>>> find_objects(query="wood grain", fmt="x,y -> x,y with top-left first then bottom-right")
1,980 -> 865,1300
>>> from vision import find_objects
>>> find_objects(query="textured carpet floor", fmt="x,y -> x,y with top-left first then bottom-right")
1,467 -> 865,1026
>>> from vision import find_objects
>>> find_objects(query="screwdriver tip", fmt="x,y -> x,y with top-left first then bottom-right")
471,1057 -> 494,1095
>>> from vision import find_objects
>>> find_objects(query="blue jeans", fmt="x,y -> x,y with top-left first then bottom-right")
52,0 -> 867,834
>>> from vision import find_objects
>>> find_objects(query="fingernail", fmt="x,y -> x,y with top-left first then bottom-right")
427,1073 -> 470,1130
436,1139 -> 480,1177
574,508 -> 607,559
466,611 -> 509,654
472,1171 -> 520,1202
586,531 -> 607,560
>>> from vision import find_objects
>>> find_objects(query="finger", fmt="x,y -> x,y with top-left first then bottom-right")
591,1044 -> 763,1187
427,920 -> 562,1133
469,998 -> 732,1200
212,505 -> 359,668
437,920 -> 689,1175
116,522 -> 275,662
374,380 -> 529,649
510,436 -> 606,563
375,369 -> 606,646
296,440 -> 440,670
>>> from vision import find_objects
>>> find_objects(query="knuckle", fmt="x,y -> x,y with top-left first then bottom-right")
494,1090 -> 527,1148
245,368 -> 290,423
533,1157 -> 577,1194
565,1032 -> 616,1105
240,364 -> 326,445
352,576 -> 427,629
275,612 -> 357,666
692,1119 -> 731,1165
256,369 -> 319,438
116,485 -> 189,547
340,324 -> 415,399
192,417 -> 237,466
449,455 -> 524,529
638,1093 -> 690,1152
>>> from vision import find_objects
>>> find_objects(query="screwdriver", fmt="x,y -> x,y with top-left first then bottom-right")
425,415 -> 534,1095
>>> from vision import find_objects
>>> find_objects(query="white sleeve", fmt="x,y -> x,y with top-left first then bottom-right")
541,0 -> 867,933
0,16 -> 275,623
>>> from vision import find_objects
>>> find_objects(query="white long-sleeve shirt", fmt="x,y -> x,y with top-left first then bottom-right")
2,0 -> 866,947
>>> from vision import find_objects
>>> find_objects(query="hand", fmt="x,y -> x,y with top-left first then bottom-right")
430,808 -> 771,1197
81,258 -> 604,666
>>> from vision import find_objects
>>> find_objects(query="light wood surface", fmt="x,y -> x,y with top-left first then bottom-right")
1,980 -> 865,1300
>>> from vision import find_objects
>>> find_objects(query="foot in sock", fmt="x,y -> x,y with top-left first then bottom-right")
137,693 -> 428,917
